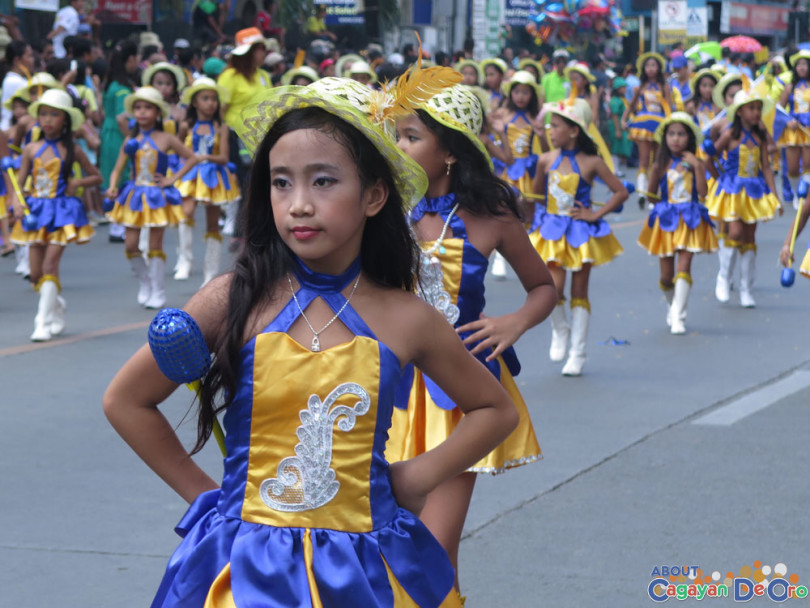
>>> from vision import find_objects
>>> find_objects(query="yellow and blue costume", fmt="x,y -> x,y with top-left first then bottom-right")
629,84 -> 670,143
781,78 -> 810,147
705,128 -> 781,223
386,194 -> 541,474
108,131 -> 186,228
10,139 -> 93,246
638,158 -> 718,256
177,121 -> 240,205
529,149 -> 623,270
151,258 -> 461,607
492,112 -> 539,196
800,246 -> 810,278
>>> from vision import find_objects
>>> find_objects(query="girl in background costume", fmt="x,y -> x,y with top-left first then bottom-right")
481,57 -> 508,111
390,84 -> 556,600
105,87 -> 198,309
530,98 -> 628,376
103,75 -> 518,608
638,112 -> 717,334
778,49 -> 810,207
10,89 -> 100,341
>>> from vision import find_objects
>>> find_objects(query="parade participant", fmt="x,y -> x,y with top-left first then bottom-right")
566,62 -> 600,128
8,72 -> 63,149
518,57 -> 544,83
455,58 -> 482,86
481,57 -> 508,110
176,77 -> 239,285
622,52 -> 673,208
541,49 -> 570,104
530,98 -> 627,376
706,88 -> 781,308
347,60 -> 377,87
9,89 -> 100,341
608,76 -> 632,176
280,65 -> 319,86
105,86 -> 198,309
669,55 -> 692,106
638,112 -> 717,334
103,75 -> 518,608
778,49 -> 810,207
692,69 -> 720,131
390,84 -> 555,598
0,130 -> 13,256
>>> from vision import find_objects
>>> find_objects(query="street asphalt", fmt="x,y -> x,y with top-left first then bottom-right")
1,187 -> 808,606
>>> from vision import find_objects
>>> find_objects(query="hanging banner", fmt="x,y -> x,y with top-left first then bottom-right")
14,0 -> 58,11
322,0 -> 365,26
720,1 -> 788,36
658,0 -> 687,46
472,0 -> 502,60
96,0 -> 152,23
505,0 -> 532,27
686,6 -> 707,41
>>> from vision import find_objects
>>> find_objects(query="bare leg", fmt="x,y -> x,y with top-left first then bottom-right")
570,263 -> 592,301
28,243 -> 45,284
659,256 -> 675,288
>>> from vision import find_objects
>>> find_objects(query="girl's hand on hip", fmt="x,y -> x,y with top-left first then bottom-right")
389,460 -> 429,516
457,312 -> 522,361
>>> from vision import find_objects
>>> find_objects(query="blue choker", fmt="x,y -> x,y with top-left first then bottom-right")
292,256 -> 362,293
410,192 -> 456,222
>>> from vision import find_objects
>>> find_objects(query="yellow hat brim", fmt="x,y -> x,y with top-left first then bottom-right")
654,111 -> 703,145
281,67 -> 320,86
420,89 -> 493,171
28,100 -> 85,131
726,95 -> 774,126
454,60 -> 483,84
517,58 -> 544,79
503,71 -> 544,104
141,62 -> 187,90
3,89 -> 30,110
789,50 -> 810,70
690,69 -> 720,95
235,84 -> 428,208
181,80 -> 231,105
564,65 -> 596,83
335,54 -> 364,77
637,52 -> 666,76
712,73 -> 743,109
124,89 -> 170,119
545,104 -> 595,145
480,58 -> 508,75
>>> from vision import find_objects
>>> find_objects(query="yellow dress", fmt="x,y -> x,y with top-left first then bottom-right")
386,194 -> 541,474
177,120 -> 241,205
629,84 -> 670,143
780,79 -> 810,147
497,111 -> 539,196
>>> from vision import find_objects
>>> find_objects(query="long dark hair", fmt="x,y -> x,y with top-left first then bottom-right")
506,84 -> 539,117
791,57 -> 809,89
639,57 -> 666,87
194,107 -> 419,452
731,107 -> 766,144
184,90 -> 222,130
229,51 -> 258,81
36,111 -> 75,183
104,40 -> 138,92
416,108 -> 520,218
147,68 -> 180,105
559,114 -> 599,156
127,103 -> 164,138
655,120 -> 697,173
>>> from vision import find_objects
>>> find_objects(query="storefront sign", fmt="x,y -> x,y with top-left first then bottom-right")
14,0 -> 58,11
505,0 -> 532,27
323,0 -> 365,26
720,0 -> 788,36
658,0 -> 687,46
97,0 -> 152,23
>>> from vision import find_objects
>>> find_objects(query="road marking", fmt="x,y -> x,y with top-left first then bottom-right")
692,370 -> 810,426
611,218 -> 645,229
0,321 -> 149,358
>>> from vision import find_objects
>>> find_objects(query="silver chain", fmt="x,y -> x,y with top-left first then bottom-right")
422,203 -> 459,255
287,272 -> 361,352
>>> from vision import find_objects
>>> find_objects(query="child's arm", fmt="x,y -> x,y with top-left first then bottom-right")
457,219 -> 557,360
66,147 -> 102,196
682,152 -> 707,199
781,196 -> 810,266
7,143 -> 33,215
390,303 -> 519,514
206,125 -> 230,165
156,135 -> 199,186
102,278 -> 230,503
759,136 -> 780,208
116,112 -> 130,137
79,121 -> 101,150
713,129 -> 733,156
622,85 -> 642,127
531,152 -> 548,197
105,147 -> 129,198
570,156 -> 629,221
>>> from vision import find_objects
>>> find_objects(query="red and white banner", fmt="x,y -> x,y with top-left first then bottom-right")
95,0 -> 152,24
720,1 -> 789,36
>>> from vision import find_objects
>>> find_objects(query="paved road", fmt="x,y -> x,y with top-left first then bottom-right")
1,194 -> 808,606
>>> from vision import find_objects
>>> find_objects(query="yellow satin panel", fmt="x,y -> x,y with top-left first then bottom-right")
0,194 -> 7,219
779,125 -> 810,147
177,175 -> 235,205
501,120 -> 536,195
30,157 -> 61,198
422,236 -> 463,305
243,332 -> 381,532
666,167 -> 693,204
706,190 -> 781,224
530,229 -> 623,271
203,564 -> 237,608
10,220 -> 94,246
545,170 -> 579,215
386,358 -> 541,475
800,248 -> 810,278
737,145 -> 760,178
629,125 -> 659,142
303,529 -> 325,608
638,216 -> 719,256
796,85 -> 810,115
108,199 -> 186,228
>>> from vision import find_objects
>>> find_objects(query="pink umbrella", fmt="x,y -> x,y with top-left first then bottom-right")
720,35 -> 763,53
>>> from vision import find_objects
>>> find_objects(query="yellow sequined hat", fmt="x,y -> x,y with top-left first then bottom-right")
789,49 -> 810,70
3,87 -> 30,110
726,87 -> 773,125
28,88 -> 85,131
281,65 -> 320,86
545,97 -> 594,143
124,86 -> 170,119
712,72 -> 743,108
637,52 -> 666,76
502,70 -> 544,104
517,57 -> 545,80
480,57 -> 509,75
236,71 -> 461,207
420,84 -> 492,170
141,61 -> 187,91
690,68 -> 720,97
454,59 -> 483,84
565,62 -> 596,83
181,76 -> 231,105
654,111 -> 703,146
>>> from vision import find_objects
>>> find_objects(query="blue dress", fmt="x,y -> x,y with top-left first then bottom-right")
10,138 -> 93,246
177,121 -> 240,205
152,258 -> 460,607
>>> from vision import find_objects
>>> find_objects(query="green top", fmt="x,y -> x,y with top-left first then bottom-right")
100,81 -> 132,189
540,71 -> 569,104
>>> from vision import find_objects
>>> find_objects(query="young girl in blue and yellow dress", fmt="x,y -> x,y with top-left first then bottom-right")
692,69 -> 720,133
0,131 -> 13,256
707,88 -> 781,308
622,53 -> 674,207
638,112 -> 717,334
103,75 -> 518,608
481,57 -> 508,111
176,77 -> 240,286
106,86 -> 198,310
530,98 -> 628,376
390,84 -> 556,598
778,49 -> 810,207
9,89 -> 101,341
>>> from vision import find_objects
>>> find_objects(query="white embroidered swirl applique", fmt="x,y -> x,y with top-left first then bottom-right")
417,251 -> 460,325
260,382 -> 371,512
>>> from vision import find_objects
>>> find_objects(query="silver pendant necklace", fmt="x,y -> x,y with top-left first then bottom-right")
287,273 -> 361,352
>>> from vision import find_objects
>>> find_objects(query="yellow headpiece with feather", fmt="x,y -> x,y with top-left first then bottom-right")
236,58 -> 461,208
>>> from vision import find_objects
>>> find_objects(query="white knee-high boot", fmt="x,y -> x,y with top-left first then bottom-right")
548,301 -> 570,362
222,201 -> 238,236
144,251 -> 167,310
201,232 -> 223,287
715,239 -> 739,303
128,251 -> 151,306
31,277 -> 58,342
669,273 -> 691,335
739,245 -> 756,308
174,222 -> 194,280
15,243 -> 30,277
636,170 -> 648,208
48,280 -> 67,336
138,226 -> 151,257
562,299 -> 590,376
